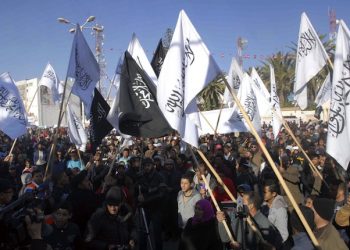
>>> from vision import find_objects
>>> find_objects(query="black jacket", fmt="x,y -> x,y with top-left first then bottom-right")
85,206 -> 136,249
179,218 -> 223,250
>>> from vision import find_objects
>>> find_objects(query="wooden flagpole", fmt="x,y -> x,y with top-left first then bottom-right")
196,149 -> 271,246
222,76 -> 320,247
214,97 -> 225,135
201,174 -> 238,246
272,108 -> 327,187
198,111 -> 216,135
6,84 -> 41,161
44,75 -> 70,179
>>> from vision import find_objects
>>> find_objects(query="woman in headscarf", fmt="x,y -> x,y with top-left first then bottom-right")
178,199 -> 222,250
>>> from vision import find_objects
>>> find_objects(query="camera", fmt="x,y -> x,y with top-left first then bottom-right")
0,191 -> 44,249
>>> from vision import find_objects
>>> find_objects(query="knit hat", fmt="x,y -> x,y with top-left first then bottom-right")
291,205 -> 315,232
105,186 -> 122,206
313,198 -> 335,221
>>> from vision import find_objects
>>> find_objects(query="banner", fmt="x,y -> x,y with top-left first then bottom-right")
294,12 -> 329,110
151,39 -> 167,77
67,24 -> 100,118
127,33 -> 158,87
119,51 -> 172,138
315,73 -> 331,107
67,103 -> 87,151
39,63 -> 60,103
270,65 -> 283,139
157,10 -> 221,147
223,58 -> 243,107
90,88 -> 113,150
0,72 -> 27,139
327,20 -> 350,169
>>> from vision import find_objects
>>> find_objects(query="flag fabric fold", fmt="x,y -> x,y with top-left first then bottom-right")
67,24 -> 100,118
127,33 -> 158,87
250,67 -> 271,115
327,20 -> 350,169
0,72 -> 27,139
270,65 -> 283,139
39,63 -> 61,103
223,58 -> 243,107
90,88 -> 113,150
107,55 -> 124,130
151,39 -> 167,78
294,12 -> 329,110
119,51 -> 172,138
315,73 -> 332,107
225,73 -> 261,133
157,9 -> 221,147
67,103 -> 87,151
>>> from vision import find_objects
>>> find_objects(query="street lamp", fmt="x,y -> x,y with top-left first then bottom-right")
57,16 -> 106,94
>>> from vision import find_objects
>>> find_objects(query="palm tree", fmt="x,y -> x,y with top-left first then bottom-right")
197,75 -> 226,111
257,51 -> 295,107
257,34 -> 334,108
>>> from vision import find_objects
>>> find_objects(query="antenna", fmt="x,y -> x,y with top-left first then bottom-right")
329,8 -> 337,42
237,37 -> 248,70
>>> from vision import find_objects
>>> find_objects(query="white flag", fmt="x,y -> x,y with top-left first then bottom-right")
225,73 -> 261,133
327,20 -> 350,169
67,103 -> 87,151
39,63 -> 60,103
157,10 -> 221,147
315,73 -> 331,107
0,72 -> 27,139
294,12 -> 329,110
107,55 -> 123,130
270,65 -> 283,139
127,33 -> 158,87
67,24 -> 100,118
250,67 -> 271,115
223,58 -> 243,107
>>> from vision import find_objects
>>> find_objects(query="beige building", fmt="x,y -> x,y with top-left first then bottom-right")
16,78 -> 81,127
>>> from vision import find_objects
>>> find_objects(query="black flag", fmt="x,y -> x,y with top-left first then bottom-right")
90,88 -> 113,150
119,51 -> 172,138
151,39 -> 167,77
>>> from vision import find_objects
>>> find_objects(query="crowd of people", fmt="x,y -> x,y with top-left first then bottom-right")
0,119 -> 349,250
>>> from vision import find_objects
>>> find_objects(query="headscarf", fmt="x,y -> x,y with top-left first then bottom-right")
192,199 -> 215,225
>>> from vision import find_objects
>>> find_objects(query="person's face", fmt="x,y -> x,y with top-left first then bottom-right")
224,147 -> 231,154
0,188 -> 14,205
38,144 -> 43,150
263,186 -> 275,203
305,198 -> 313,208
57,152 -> 62,159
194,203 -> 204,219
32,172 -> 43,185
107,204 -> 119,215
54,208 -> 71,228
311,156 -> 320,166
144,163 -> 153,173
180,178 -> 191,192
250,144 -> 258,153
122,150 -> 129,158
148,143 -> 154,150
70,152 -> 77,160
